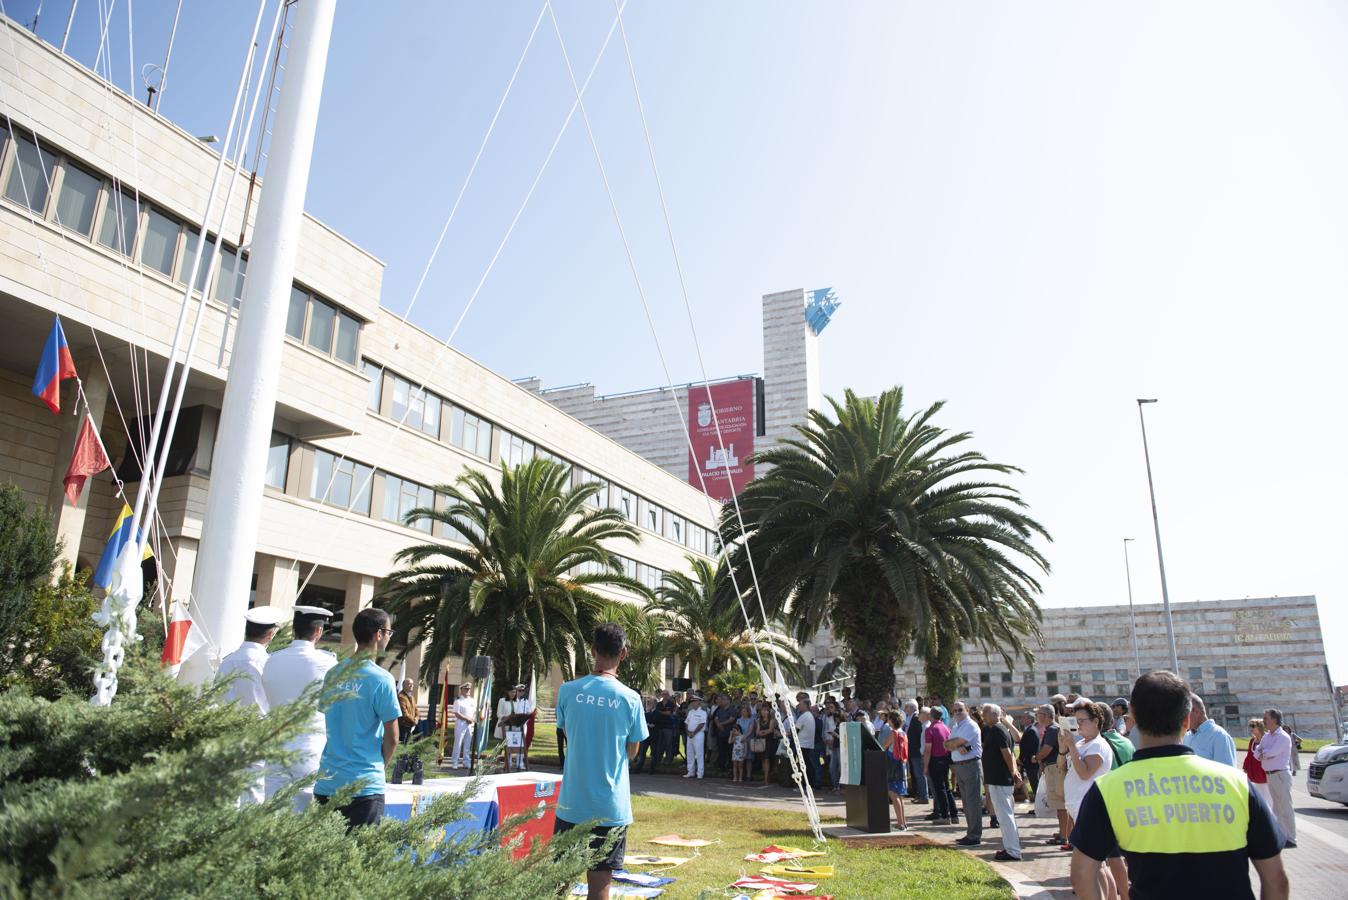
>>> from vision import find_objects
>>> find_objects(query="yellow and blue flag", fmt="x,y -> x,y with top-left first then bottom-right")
94,504 -> 153,589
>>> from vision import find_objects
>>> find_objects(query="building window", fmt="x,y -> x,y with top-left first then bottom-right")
614,487 -> 637,524
214,245 -> 247,307
1001,672 -> 1012,683
4,134 -> 55,212
1117,669 -> 1130,682
1212,667 -> 1227,679
1067,671 -> 1080,684
286,286 -> 308,339
286,286 -> 360,363
264,432 -> 289,490
979,685 -> 992,698
450,407 -> 493,459
97,188 -> 139,257
362,360 -> 383,411
141,207 -> 180,276
389,373 -> 441,438
1092,670 -> 1105,683
577,468 -> 609,509
175,227 -> 214,293
501,431 -> 535,468
1188,667 -> 1203,684
382,474 -> 434,533
1001,684 -> 1014,698
638,497 -> 663,534
1045,671 -> 1058,684
307,298 -> 336,354
1116,685 -> 1130,699
665,513 -> 684,543
310,449 -> 372,514
53,160 -> 101,235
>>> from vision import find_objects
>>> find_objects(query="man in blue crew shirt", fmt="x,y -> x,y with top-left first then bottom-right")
554,623 -> 649,900
313,607 -> 401,831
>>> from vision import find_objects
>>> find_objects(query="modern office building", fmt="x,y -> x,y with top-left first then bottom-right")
0,19 -> 719,695
526,286 -> 840,502
808,595 -> 1341,739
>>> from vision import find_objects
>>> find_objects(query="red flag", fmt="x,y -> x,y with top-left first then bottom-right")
161,602 -> 202,671
63,416 -> 110,505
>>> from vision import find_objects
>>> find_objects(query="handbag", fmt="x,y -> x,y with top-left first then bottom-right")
750,737 -> 767,753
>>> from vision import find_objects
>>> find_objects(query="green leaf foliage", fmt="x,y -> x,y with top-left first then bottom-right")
651,556 -> 802,688
0,647 -> 593,899
719,388 -> 1050,702
380,458 -> 652,697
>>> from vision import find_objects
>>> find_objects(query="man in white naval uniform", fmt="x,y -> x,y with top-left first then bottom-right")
216,606 -> 287,804
262,605 -> 337,810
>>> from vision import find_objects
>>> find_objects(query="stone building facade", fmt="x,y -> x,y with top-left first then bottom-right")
811,595 -> 1339,740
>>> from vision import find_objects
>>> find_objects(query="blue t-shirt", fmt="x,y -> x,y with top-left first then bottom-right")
556,674 -> 648,827
314,657 -> 401,798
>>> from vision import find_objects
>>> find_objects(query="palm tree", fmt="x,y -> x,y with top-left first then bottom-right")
718,387 -> 1050,703
595,601 -> 667,694
651,555 -> 802,687
380,458 -> 651,696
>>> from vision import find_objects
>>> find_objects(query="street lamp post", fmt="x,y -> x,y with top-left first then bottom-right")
1122,538 -> 1142,678
1137,399 -> 1179,674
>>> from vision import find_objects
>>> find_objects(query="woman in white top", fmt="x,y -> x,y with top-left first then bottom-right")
1060,700 -> 1114,841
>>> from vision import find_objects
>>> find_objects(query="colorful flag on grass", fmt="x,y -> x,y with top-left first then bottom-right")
62,415 -> 110,504
32,316 -> 77,413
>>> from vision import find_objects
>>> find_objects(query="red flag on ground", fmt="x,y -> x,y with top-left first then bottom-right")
63,415 -> 110,505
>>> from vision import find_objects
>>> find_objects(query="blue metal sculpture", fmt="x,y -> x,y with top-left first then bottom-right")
804,288 -> 841,335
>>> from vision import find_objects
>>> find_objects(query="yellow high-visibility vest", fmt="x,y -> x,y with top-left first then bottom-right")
1096,753 -> 1249,854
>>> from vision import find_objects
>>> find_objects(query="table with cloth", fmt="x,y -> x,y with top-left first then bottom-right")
385,771 -> 563,859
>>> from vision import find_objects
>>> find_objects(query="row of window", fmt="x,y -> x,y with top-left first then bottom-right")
0,126 -> 360,365
572,556 -> 669,592
362,358 -> 720,557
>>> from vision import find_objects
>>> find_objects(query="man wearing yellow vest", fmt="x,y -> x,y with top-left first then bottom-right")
1069,671 -> 1288,900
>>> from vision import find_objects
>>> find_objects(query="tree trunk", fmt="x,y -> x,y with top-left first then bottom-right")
830,592 -> 907,703
923,628 -> 962,706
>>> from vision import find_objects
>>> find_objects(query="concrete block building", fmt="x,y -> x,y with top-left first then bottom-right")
809,595 -> 1340,740
0,19 -> 718,696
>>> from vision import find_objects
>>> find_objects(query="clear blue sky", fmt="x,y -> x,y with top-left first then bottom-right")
22,1 -> 1348,687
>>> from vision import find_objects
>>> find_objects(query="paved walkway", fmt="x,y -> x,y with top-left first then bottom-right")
621,769 -> 1348,899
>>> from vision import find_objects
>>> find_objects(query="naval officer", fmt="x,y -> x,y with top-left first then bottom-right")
262,605 -> 337,810
217,605 -> 287,803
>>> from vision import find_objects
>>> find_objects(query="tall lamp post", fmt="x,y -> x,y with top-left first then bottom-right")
1122,538 -> 1142,678
1137,399 -> 1179,673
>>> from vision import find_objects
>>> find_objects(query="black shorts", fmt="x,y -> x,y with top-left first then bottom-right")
553,817 -> 627,872
315,792 -> 385,831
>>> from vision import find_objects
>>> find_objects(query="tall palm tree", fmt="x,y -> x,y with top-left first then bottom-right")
719,387 -> 1050,702
651,555 -> 802,687
595,601 -> 667,695
380,458 -> 650,695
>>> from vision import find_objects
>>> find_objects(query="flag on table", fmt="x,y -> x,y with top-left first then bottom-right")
32,316 -> 77,413
62,415 -> 110,504
94,504 -> 152,590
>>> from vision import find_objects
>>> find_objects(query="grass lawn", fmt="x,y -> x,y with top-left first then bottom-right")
622,796 -> 1014,899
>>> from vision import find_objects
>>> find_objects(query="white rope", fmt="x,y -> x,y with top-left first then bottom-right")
282,0 -> 627,606
547,0 -> 824,839
129,0 -> 274,554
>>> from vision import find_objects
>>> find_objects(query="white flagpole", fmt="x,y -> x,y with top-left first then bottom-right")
187,0 -> 339,679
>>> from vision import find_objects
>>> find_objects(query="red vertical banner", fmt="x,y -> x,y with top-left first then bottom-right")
686,379 -> 755,501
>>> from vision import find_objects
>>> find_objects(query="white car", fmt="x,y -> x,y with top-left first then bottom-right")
1307,743 -> 1348,806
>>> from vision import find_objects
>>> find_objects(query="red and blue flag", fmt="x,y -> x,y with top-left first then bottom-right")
32,316 -> 77,413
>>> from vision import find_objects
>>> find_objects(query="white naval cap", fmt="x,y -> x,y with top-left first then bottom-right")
244,606 -> 288,627
292,605 -> 334,618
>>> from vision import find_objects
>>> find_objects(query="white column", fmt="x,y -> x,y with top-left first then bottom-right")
340,572 -> 374,648
252,553 -> 299,611
188,0 -> 338,678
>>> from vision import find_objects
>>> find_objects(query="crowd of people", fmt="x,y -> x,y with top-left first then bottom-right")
618,678 -> 1300,891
